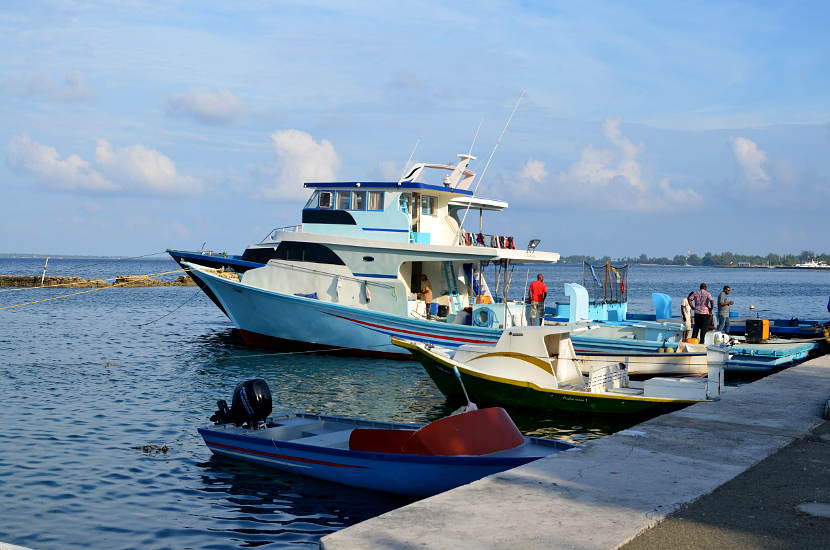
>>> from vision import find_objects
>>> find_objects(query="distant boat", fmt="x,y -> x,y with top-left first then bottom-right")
791,259 -> 830,269
199,379 -> 577,497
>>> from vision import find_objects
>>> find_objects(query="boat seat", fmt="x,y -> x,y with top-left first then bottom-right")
402,407 -> 524,456
349,408 -> 525,456
348,428 -> 417,454
292,429 -> 354,448
605,388 -> 642,395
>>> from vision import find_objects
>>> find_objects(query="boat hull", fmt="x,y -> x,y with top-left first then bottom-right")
186,265 -> 695,360
198,416 -> 567,497
188,265 -> 504,356
401,342 -> 694,415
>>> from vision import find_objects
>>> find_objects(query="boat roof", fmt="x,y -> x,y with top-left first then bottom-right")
448,196 -> 508,211
304,181 -> 474,196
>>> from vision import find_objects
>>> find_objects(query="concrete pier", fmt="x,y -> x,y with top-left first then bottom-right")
320,355 -> 830,550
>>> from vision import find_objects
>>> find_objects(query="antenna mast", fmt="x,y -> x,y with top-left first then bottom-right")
456,90 -> 526,238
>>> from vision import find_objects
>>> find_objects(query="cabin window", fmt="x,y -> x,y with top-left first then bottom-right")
304,191 -> 318,209
421,195 -> 436,215
352,190 -> 367,210
368,191 -> 384,210
336,191 -> 351,210
318,191 -> 333,209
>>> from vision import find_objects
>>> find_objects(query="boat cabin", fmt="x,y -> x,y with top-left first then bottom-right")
237,155 -> 559,325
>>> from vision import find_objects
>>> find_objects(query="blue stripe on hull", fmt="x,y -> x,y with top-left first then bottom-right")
199,429 -> 540,497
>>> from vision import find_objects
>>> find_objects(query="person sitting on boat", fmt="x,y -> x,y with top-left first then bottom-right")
690,283 -> 714,343
527,274 -> 547,326
717,285 -> 734,333
417,274 -> 433,304
681,291 -> 694,340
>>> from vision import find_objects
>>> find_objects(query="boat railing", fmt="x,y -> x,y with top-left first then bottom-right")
260,225 -> 303,243
458,232 -> 517,249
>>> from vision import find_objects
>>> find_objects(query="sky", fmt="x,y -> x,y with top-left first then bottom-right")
1,0 -> 828,258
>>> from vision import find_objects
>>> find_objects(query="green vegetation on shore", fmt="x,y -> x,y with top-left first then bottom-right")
560,250 -> 829,267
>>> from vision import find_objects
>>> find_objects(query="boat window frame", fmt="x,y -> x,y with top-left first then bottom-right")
368,191 -> 384,211
336,190 -> 351,210
318,191 -> 333,209
352,190 -> 367,211
304,191 -> 319,209
421,195 -> 436,216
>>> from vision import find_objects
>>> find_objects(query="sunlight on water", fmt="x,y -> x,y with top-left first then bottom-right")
0,258 -> 827,548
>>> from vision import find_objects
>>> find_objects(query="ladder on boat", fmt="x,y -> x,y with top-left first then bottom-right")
442,261 -> 464,314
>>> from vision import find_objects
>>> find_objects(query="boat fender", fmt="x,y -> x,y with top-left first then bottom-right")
473,307 -> 495,328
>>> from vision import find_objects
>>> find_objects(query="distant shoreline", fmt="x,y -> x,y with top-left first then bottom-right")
0,254 -> 172,260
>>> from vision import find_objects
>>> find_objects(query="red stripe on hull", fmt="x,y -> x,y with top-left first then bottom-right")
326,313 -> 496,344
236,329 -> 412,359
207,441 -> 368,468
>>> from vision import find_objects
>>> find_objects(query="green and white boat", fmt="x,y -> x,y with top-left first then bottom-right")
393,326 -> 724,415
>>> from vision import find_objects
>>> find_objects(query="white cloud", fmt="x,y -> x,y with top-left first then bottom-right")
7,134 -> 115,191
166,89 -> 243,125
2,72 -> 93,101
511,119 -> 700,211
563,118 -> 645,191
95,140 -> 202,194
262,130 -> 340,199
517,159 -> 548,184
731,136 -> 769,187
6,134 -> 201,196
658,178 -> 703,204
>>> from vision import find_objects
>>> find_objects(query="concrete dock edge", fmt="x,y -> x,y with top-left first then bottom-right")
320,355 -> 830,550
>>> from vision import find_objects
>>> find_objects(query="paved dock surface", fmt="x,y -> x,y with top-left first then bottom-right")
320,355 -> 830,550
621,421 -> 829,550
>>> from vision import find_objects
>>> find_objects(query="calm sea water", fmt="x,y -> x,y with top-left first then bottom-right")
1,257 -> 828,549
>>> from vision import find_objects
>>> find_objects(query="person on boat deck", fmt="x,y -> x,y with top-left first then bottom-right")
680,291 -> 694,340
717,286 -> 734,333
527,274 -> 547,326
417,274 -> 433,304
690,283 -> 714,343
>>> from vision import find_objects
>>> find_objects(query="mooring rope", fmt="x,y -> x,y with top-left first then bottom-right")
0,251 -> 174,293
0,268 -> 189,309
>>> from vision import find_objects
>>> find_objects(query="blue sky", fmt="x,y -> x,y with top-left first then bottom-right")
2,0 -> 828,257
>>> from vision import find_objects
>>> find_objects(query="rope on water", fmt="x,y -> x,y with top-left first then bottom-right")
136,286 -> 204,328
0,268 -> 189,309
0,251 -> 176,293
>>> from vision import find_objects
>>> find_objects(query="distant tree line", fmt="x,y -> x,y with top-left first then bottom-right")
560,251 -> 830,267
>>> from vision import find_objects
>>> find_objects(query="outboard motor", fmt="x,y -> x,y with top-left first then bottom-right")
210,378 -> 272,427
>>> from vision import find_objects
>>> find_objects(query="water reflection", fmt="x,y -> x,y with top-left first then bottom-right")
196,456 -> 411,548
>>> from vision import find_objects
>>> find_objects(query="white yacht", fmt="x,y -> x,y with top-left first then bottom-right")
175,154 -> 559,357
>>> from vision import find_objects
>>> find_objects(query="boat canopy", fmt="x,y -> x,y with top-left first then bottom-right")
449,196 -> 508,212
303,181 -> 473,196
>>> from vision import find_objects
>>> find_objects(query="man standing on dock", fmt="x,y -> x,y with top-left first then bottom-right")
528,274 -> 547,326
690,283 -> 714,343
717,285 -> 734,333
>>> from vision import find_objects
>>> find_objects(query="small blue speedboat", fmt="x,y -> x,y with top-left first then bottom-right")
199,379 -> 577,497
